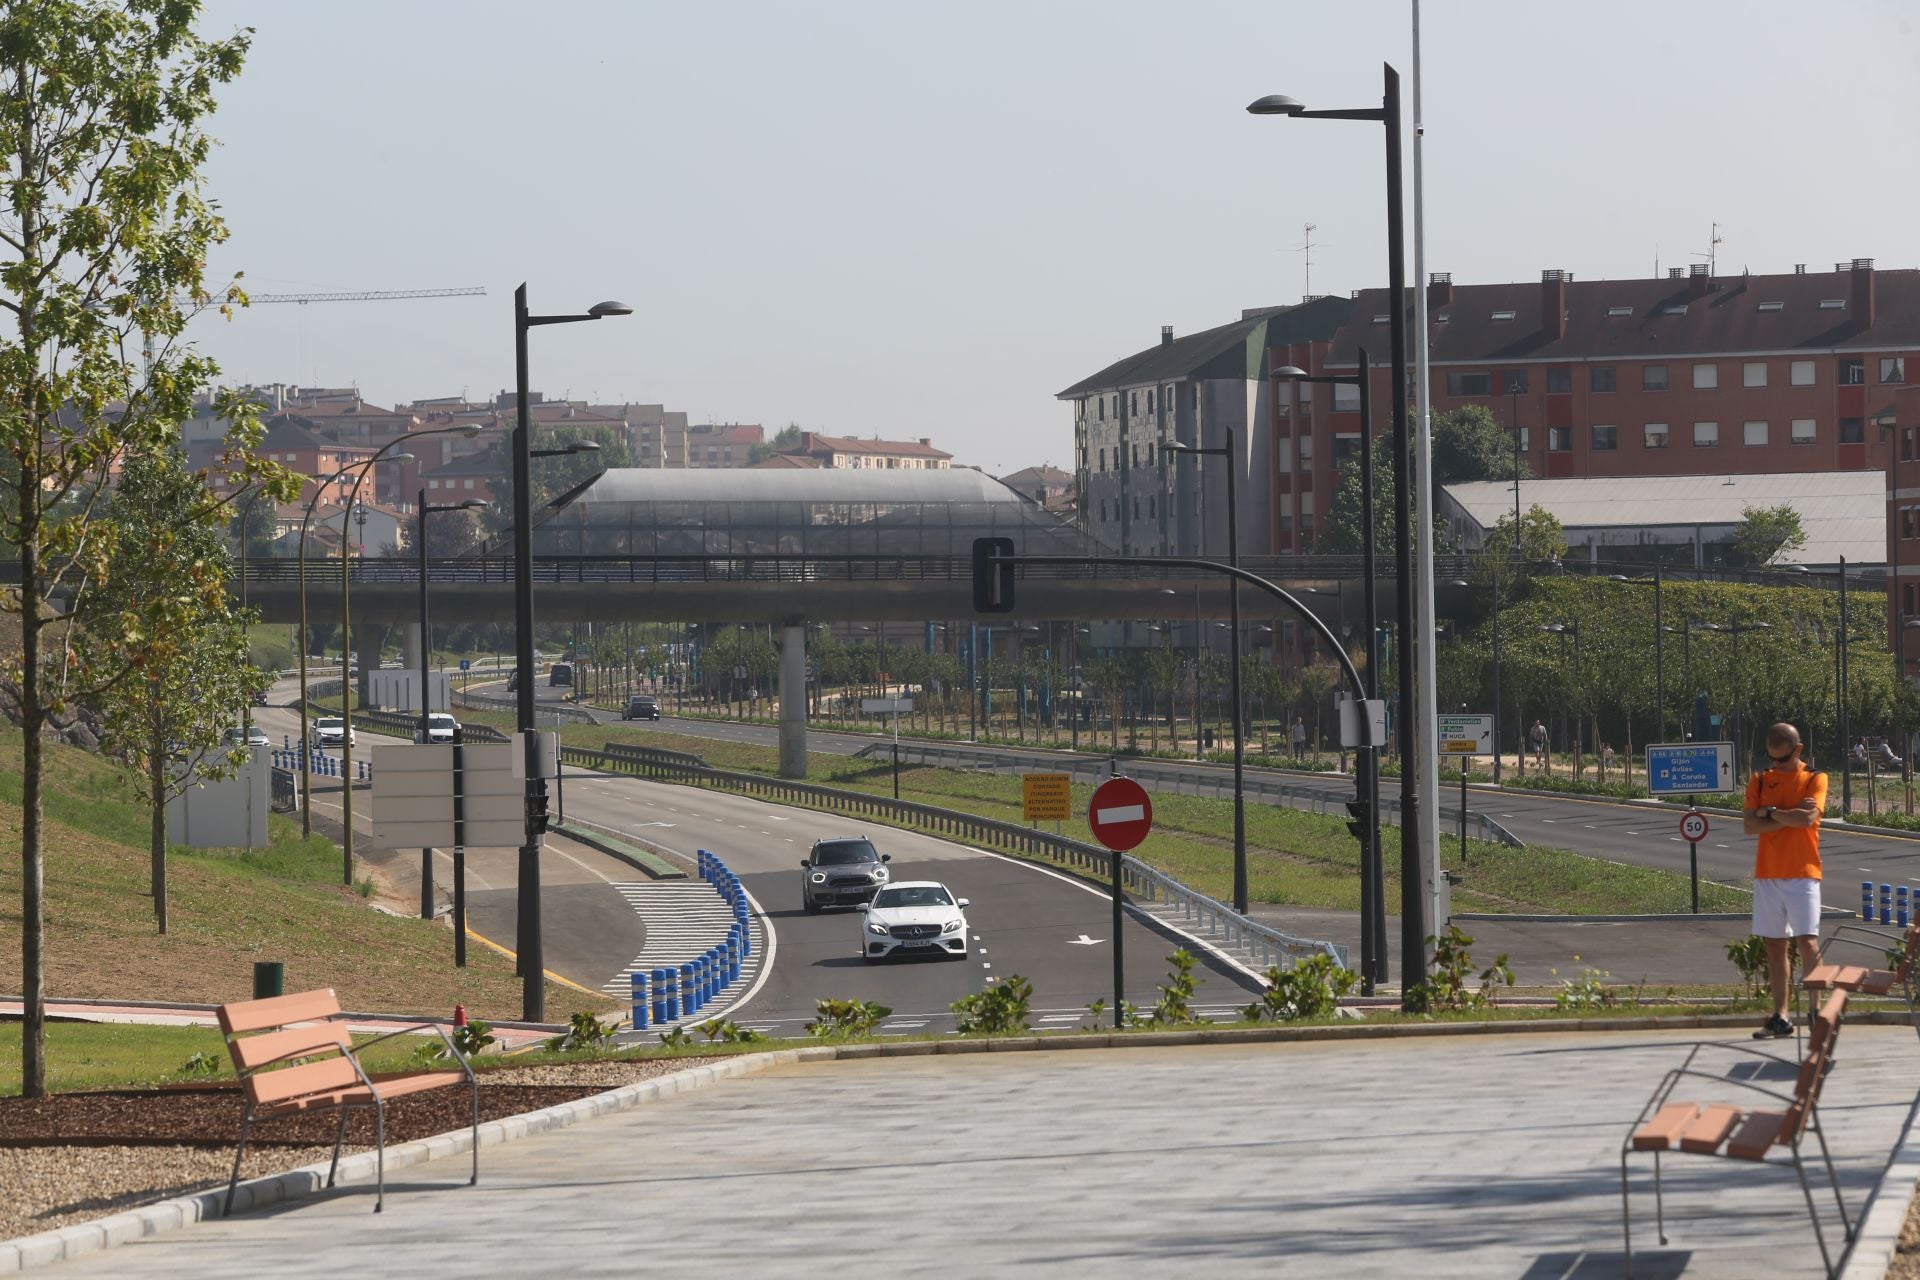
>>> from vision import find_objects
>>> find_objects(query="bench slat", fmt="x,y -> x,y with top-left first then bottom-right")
219,988 -> 342,1035
245,1055 -> 361,1107
229,1024 -> 351,1072
255,1071 -> 469,1118
1632,1103 -> 1697,1151
1678,1104 -> 1743,1155
1724,1110 -> 1786,1160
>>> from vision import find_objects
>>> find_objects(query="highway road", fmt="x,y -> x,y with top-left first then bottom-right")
260,681 -> 1263,1035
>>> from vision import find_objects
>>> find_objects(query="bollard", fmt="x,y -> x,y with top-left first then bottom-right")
1902,886 -> 1912,930
679,962 -> 697,1015
702,950 -> 717,1004
651,967 -> 671,1026
252,961 -> 285,999
1865,881 -> 1876,921
1882,883 -> 1894,926
726,928 -> 741,984
736,912 -> 752,959
631,971 -> 651,1031
662,966 -> 681,1022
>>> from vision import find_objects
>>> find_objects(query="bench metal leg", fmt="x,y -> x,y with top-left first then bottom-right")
1811,1119 -> 1852,1240
1793,1154 -> 1836,1278
374,1100 -> 385,1214
1652,1150 -> 1669,1245
326,1108 -> 350,1187
225,1106 -> 257,1216
1619,1151 -> 1635,1278
470,1079 -> 480,1186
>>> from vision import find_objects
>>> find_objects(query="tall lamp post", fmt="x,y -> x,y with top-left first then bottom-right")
1276,354 -> 1382,987
416,490 -> 489,929
513,284 -> 630,1024
1608,566 -> 1667,745
296,465 -> 365,839
1696,619 -> 1772,780
1250,64 -> 1425,999
1539,621 -> 1581,768
1166,427 -> 1247,913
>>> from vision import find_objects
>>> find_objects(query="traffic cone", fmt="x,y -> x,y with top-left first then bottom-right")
454,1003 -> 468,1028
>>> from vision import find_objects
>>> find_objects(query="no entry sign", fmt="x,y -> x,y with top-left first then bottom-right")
1679,811 -> 1710,842
1089,776 -> 1153,851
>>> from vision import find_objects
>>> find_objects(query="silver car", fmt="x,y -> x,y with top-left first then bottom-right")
800,837 -> 891,913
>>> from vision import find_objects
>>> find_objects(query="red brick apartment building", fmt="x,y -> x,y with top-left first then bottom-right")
1275,260 -> 1916,552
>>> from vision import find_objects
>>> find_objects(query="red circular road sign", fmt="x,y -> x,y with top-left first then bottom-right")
1679,811 -> 1710,842
1089,776 -> 1154,851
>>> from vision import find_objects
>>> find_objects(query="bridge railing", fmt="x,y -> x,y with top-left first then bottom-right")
562,742 -> 1346,970
451,687 -> 596,725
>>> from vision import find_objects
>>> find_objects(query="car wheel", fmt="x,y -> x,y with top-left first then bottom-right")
803,898 -> 821,915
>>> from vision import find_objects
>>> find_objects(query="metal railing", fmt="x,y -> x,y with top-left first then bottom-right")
452,687 -> 597,725
562,742 -> 1346,969
858,741 -> 1522,848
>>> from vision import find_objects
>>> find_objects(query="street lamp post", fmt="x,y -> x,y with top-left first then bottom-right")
512,283 -> 631,1024
1539,622 -> 1582,770
296,466 -> 363,840
1251,64 -> 1425,999
1166,428 -> 1248,913
417,489 -> 488,932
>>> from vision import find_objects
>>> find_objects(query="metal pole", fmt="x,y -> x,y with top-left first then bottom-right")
513,282 -> 546,1022
1490,562 -> 1502,784
1225,425 -> 1247,914
1840,556 -> 1852,813
297,514 -> 312,838
453,732 -> 467,967
417,489 -> 432,921
1194,585 -> 1204,760
1110,847 -> 1125,1024
339,480 -> 358,888
1356,347 -> 1384,989
1383,62 -> 1426,1001
1654,564 -> 1665,744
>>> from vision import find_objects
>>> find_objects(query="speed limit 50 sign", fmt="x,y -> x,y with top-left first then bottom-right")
1679,811 -> 1710,843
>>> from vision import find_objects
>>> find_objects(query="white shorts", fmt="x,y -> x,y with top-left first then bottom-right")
1753,877 -> 1821,939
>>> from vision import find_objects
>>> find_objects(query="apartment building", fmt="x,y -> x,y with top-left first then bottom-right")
203,414 -> 373,510
764,431 -> 952,471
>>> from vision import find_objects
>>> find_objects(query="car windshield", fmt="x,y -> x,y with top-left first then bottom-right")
429,714 -> 454,726
874,886 -> 952,909
317,719 -> 342,730
811,840 -> 879,866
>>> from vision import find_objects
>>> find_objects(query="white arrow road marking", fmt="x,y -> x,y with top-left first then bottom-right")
1067,934 -> 1104,946
631,822 -> 676,829
1096,804 -> 1146,824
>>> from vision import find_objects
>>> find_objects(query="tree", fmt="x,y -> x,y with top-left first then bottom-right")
1434,406 -> 1527,484
1729,503 -> 1807,567
1475,504 -> 1568,585
92,455 -> 264,934
0,2 -> 275,1098
750,423 -> 803,466
479,422 -> 633,542
229,491 -> 277,558
403,505 -> 481,560
1318,449 -> 1454,557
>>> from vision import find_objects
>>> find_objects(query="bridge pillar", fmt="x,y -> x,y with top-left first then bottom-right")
398,623 -> 423,684
356,627 -> 382,709
778,623 -> 807,778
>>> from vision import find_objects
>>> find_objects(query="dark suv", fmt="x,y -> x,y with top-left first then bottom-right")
622,694 -> 661,721
800,837 -> 891,913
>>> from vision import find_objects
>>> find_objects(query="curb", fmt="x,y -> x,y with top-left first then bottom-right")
1841,1087 -> 1920,1279
548,820 -> 686,880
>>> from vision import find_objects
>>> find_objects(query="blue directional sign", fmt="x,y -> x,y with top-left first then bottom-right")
1646,741 -> 1736,796
459,659 -> 472,671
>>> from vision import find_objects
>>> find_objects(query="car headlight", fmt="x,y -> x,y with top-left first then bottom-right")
871,865 -> 889,880
868,922 -> 891,936
810,872 -> 826,884
941,919 -> 963,934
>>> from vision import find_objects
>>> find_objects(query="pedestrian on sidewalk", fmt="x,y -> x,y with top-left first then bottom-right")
1290,716 -> 1307,761
1742,722 -> 1827,1039
1529,719 -> 1548,768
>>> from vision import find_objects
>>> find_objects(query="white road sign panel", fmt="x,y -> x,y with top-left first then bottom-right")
1436,714 -> 1494,755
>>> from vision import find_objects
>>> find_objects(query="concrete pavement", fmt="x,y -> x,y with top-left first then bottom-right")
50,1025 -> 1920,1277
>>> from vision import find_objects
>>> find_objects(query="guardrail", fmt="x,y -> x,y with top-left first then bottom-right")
452,687 -> 597,725
344,707 -> 511,744
857,741 -> 1523,848
270,767 -> 298,812
562,742 -> 1344,969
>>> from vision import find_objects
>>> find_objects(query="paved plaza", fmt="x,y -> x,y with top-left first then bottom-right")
51,1026 -> 1920,1278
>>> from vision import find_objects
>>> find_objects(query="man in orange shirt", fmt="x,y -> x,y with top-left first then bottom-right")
1741,722 -> 1828,1038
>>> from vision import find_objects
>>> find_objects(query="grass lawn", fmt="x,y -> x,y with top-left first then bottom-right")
538,724 -> 1749,917
0,1020 -> 433,1097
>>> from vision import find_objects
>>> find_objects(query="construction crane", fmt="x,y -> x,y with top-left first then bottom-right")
242,287 -> 486,305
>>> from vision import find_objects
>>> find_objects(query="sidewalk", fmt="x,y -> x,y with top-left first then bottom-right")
44,1025 -> 1919,1277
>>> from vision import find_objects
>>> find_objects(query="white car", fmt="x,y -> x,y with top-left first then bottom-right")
860,881 -> 970,962
425,713 -> 458,743
312,717 -> 356,749
225,725 -> 270,749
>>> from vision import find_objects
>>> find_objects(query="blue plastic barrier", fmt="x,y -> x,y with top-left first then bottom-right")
1865,881 -> 1876,921
631,971 -> 651,1031
679,962 -> 697,1015
651,967 -> 671,1026
1882,883 -> 1894,926
662,966 -> 680,1021
1902,886 -> 1911,930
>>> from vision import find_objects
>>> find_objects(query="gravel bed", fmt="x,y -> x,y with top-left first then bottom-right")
0,1056 -> 721,1245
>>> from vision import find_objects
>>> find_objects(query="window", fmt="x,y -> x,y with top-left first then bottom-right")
1791,418 -> 1816,445
1129,392 -> 1138,414
1820,298 -> 1846,310
1840,417 -> 1865,444
1097,448 -> 1105,472
1743,421 -> 1768,447
1503,370 -> 1529,394
1148,496 -> 1155,518
1660,303 -> 1689,316
1294,385 -> 1310,412
1905,427 -> 1917,462
1300,491 -> 1315,521
1692,363 -> 1718,389
463,478 -> 475,490
1132,498 -> 1140,519
1279,493 -> 1293,530
1513,427 -> 1531,453
1591,366 -> 1616,393
1908,584 -> 1917,616
1146,443 -> 1155,466
1333,433 -> 1361,464
1883,358 -> 1907,384
1492,310 -> 1517,322
1642,365 -> 1668,391
1548,427 -> 1571,452
1147,389 -> 1155,412
1298,436 -> 1314,471
1743,362 -> 1768,388
1606,305 -> 1633,317
1758,301 -> 1785,312
1905,509 -> 1916,541
1333,382 -> 1360,412
1591,425 -> 1617,451
1446,371 -> 1492,396
1791,360 -> 1816,387
1371,313 -> 1390,324
1276,438 -> 1292,471
1644,423 -> 1670,449
1098,500 -> 1107,523
1547,367 -> 1572,394
1840,359 -> 1865,385
1692,421 -> 1718,448
1130,444 -> 1139,467
1097,398 -> 1105,421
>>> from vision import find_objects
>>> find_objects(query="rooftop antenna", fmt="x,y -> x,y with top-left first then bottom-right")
1298,222 -> 1318,297
1691,222 -> 1724,278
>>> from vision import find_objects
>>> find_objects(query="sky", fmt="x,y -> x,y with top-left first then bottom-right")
189,0 -> 1920,475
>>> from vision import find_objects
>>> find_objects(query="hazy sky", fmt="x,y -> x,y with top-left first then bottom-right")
190,0 -> 1920,474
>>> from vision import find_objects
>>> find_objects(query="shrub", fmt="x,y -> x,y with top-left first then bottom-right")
1726,934 -> 1768,1000
805,997 -> 891,1038
1405,924 -> 1514,1014
696,1018 -> 765,1044
546,1011 -> 619,1053
449,1019 -> 498,1059
1142,949 -> 1206,1026
1551,957 -> 1617,1012
1240,954 -> 1359,1022
951,975 -> 1032,1034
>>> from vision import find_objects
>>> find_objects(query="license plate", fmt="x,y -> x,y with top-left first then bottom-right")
901,939 -> 933,948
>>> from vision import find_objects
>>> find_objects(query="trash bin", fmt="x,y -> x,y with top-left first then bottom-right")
252,961 -> 285,999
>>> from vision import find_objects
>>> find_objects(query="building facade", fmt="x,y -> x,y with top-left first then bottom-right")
767,432 -> 952,471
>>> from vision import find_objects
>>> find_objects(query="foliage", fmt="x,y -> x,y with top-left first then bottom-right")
950,974 -> 1032,1034
657,1025 -> 693,1049
176,1050 -> 221,1078
1473,504 -> 1568,586
1550,958 -> 1619,1012
479,421 -> 632,543
805,997 -> 891,1037
1143,949 -> 1205,1026
1434,405 -> 1527,484
1729,503 -> 1808,567
1084,997 -> 1107,1030
1404,925 -> 1514,1014
1240,954 -> 1359,1022
695,1018 -> 765,1044
92,454 -> 266,934
449,1019 -> 498,1059
1725,934 -> 1769,1000
0,0 -> 281,1098
1318,447 -> 1454,556
544,1011 -> 619,1053
749,423 -> 803,466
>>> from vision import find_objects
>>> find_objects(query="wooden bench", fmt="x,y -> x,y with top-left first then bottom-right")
218,988 -> 479,1214
1619,989 -> 1853,1278
1804,920 -> 1920,1015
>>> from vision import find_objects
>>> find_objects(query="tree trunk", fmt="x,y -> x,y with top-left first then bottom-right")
21,545 -> 47,1099
149,733 -> 169,934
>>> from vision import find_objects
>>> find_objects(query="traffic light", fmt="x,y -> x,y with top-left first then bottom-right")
972,536 -> 1015,613
526,787 -> 551,837
1345,799 -> 1370,845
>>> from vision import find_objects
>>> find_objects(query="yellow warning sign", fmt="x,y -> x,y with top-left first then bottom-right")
1022,773 -> 1072,822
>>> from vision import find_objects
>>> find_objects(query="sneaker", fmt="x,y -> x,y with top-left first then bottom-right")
1753,1015 -> 1793,1040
